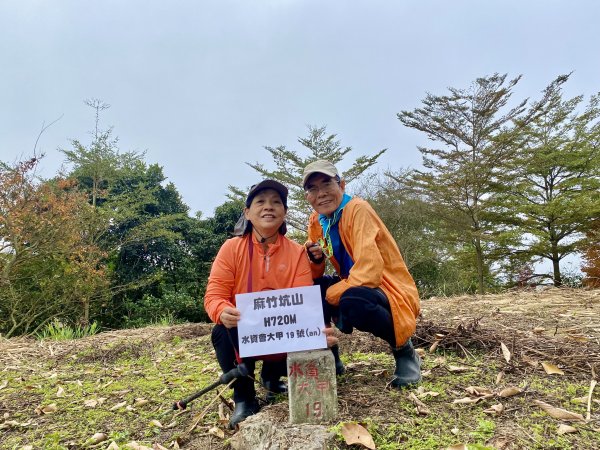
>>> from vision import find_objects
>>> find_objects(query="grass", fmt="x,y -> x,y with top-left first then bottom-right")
1,324 -> 598,449
35,319 -> 100,341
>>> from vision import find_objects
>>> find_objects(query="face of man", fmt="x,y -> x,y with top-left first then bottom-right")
244,189 -> 286,236
304,173 -> 346,217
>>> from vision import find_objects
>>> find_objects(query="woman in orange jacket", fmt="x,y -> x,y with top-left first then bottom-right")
303,160 -> 422,388
204,180 -> 314,428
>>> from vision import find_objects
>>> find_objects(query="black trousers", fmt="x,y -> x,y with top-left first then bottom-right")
316,275 -> 397,348
211,325 -> 287,402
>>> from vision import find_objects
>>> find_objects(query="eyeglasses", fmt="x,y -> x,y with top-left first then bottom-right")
305,180 -> 340,197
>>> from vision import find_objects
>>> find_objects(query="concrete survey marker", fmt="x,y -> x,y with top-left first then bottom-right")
287,349 -> 337,424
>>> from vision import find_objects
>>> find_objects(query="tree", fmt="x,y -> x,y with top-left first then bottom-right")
356,170 -> 479,297
232,125 -> 385,235
0,157 -> 108,336
398,73 -> 568,293
504,89 -> 600,286
61,99 -> 143,207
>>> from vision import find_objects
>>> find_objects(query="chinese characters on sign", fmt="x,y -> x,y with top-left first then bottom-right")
236,285 -> 326,357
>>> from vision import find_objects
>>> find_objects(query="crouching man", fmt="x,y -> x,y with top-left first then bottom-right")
302,160 -> 421,387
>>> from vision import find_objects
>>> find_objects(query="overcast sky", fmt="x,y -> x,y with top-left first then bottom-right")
1,1 -> 599,218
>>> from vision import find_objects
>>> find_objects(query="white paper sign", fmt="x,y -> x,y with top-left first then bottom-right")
236,285 -> 326,357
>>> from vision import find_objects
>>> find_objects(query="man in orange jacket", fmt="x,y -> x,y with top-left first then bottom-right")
303,160 -> 421,387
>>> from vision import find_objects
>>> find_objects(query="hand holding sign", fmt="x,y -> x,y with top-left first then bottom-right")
219,306 -> 241,329
236,285 -> 326,357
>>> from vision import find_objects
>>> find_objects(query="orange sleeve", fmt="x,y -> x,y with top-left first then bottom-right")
204,239 -> 238,324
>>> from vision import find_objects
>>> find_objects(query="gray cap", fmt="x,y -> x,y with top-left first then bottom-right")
302,160 -> 340,188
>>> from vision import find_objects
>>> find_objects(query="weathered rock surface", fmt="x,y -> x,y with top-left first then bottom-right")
229,411 -> 335,450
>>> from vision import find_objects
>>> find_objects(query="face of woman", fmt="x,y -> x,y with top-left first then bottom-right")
244,188 -> 286,237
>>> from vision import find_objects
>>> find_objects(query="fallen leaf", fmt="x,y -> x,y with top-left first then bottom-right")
483,403 -> 504,415
572,396 -> 588,404
153,444 -> 169,450
110,401 -> 127,411
465,386 -> 493,396
446,445 -> 468,450
0,380 -> 7,390
107,442 -> 119,450
35,403 -> 57,415
495,371 -> 504,385
134,398 -> 149,407
371,368 -> 389,378
429,340 -> 440,353
452,397 -> 481,404
533,326 -> 546,334
542,362 -> 564,375
450,427 -> 459,435
340,422 -> 376,450
498,387 -> 522,398
86,433 -> 108,445
56,386 -> 65,398
20,446 -> 33,450
500,342 -> 511,363
0,420 -> 32,429
84,399 -> 99,408
113,389 -> 132,396
208,426 -> 225,439
448,365 -> 470,373
149,419 -> 163,428
408,392 -> 431,415
125,442 -> 153,450
533,400 -> 584,421
421,370 -> 432,377
416,390 -> 439,399
415,348 -> 426,357
557,424 -> 578,435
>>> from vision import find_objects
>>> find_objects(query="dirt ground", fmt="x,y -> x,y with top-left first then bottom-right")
1,287 -> 599,449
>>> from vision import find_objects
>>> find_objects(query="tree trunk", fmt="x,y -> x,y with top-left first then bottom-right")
474,237 -> 485,294
551,240 -> 562,286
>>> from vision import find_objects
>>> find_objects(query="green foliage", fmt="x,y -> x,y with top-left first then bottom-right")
35,319 -> 100,340
232,125 -> 385,235
398,73 -> 570,293
119,290 -> 207,328
502,88 -> 600,286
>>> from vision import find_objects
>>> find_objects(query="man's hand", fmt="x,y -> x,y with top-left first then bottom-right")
323,327 -> 338,348
306,241 -> 325,264
220,306 -> 241,329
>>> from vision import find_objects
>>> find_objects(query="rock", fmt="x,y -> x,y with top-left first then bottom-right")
230,412 -> 335,450
287,349 -> 337,424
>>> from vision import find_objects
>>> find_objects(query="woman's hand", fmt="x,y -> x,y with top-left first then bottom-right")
220,306 -> 241,329
323,327 -> 338,348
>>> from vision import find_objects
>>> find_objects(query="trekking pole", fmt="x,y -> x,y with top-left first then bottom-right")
173,363 -> 248,410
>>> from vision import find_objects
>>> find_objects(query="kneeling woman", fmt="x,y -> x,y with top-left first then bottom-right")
204,180 -> 313,428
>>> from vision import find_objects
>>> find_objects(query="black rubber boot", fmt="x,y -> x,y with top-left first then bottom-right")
229,378 -> 259,429
331,345 -> 346,376
229,398 -> 259,429
261,378 -> 287,403
260,360 -> 287,402
391,339 -> 421,388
